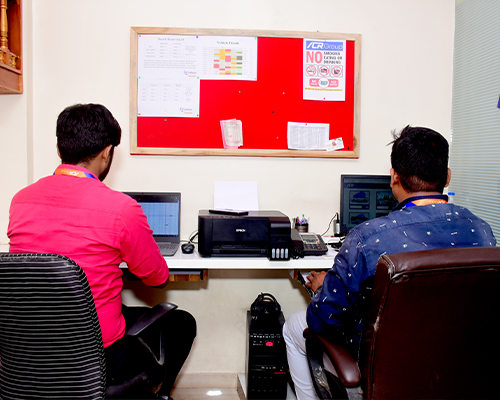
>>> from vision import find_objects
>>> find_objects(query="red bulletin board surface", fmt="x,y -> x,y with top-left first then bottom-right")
130,28 -> 361,158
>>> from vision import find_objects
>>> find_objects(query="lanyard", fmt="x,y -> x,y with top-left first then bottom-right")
402,198 -> 447,209
393,195 -> 448,211
54,168 -> 97,180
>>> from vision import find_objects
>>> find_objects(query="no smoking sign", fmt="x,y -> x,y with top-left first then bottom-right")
332,65 -> 343,77
306,65 -> 317,76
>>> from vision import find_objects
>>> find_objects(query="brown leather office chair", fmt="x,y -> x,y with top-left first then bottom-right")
304,246 -> 500,400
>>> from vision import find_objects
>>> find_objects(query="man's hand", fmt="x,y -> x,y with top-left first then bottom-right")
306,271 -> 327,293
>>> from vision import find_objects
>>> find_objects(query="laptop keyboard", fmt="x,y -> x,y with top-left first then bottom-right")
158,243 -> 178,250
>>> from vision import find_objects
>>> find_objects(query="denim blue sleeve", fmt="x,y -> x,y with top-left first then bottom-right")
306,231 -> 368,334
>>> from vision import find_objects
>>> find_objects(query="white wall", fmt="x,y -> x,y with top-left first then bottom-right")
0,0 -> 455,378
0,0 -> 31,245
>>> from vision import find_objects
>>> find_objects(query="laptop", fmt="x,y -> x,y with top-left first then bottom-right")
124,192 -> 181,256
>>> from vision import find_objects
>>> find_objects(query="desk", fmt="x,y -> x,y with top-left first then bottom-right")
126,247 -> 338,281
152,247 -> 337,269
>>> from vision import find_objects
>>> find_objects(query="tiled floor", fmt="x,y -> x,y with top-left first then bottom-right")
169,375 -> 296,400
170,387 -> 241,400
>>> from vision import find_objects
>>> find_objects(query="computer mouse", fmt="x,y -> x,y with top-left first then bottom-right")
181,243 -> 195,254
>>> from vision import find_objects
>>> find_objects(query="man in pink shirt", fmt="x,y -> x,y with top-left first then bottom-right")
8,103 -> 196,399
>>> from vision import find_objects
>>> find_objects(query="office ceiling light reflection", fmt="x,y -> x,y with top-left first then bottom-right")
206,389 -> 223,396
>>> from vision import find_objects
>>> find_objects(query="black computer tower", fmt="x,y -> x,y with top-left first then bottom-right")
245,311 -> 288,399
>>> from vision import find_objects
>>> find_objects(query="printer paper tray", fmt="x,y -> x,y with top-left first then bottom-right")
211,245 -> 267,256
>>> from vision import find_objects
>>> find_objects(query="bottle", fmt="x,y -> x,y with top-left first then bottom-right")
448,192 -> 455,204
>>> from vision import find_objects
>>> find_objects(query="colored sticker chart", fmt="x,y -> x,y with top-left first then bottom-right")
214,48 -> 243,75
198,36 -> 257,81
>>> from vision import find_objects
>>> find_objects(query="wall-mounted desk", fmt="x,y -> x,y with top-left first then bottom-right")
157,247 -> 337,269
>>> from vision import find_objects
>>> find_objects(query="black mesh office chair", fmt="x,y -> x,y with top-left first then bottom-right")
0,253 -> 177,400
304,246 -> 500,400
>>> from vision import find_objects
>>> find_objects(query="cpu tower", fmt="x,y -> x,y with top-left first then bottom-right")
245,311 -> 288,399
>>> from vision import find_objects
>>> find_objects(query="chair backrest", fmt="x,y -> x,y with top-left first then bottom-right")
358,246 -> 500,400
0,253 -> 106,400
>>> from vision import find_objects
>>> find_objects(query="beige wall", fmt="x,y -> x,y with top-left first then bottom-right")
0,0 -> 455,377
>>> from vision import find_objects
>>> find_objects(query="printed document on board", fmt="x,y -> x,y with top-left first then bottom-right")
197,36 -> 257,81
303,39 -> 346,101
137,34 -> 200,117
287,122 -> 330,150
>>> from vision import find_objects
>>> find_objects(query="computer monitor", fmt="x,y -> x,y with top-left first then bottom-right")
340,175 -> 398,234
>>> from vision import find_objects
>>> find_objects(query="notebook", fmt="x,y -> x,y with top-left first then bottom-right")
124,192 -> 181,256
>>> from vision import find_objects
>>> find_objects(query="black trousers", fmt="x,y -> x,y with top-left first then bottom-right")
105,305 -> 196,397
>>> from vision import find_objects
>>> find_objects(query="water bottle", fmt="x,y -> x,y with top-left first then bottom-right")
448,192 -> 455,204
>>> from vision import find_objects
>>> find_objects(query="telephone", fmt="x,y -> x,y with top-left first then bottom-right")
291,229 -> 328,257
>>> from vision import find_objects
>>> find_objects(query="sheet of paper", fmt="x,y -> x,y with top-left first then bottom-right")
214,182 -> 259,211
198,36 -> 257,80
287,122 -> 330,150
137,77 -> 200,117
138,34 -> 199,79
303,39 -> 346,101
137,34 -> 200,117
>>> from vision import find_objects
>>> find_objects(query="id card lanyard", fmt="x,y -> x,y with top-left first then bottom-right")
396,195 -> 448,211
54,167 -> 98,180
403,198 -> 447,208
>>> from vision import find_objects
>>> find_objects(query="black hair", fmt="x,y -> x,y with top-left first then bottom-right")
56,103 -> 121,165
390,125 -> 449,193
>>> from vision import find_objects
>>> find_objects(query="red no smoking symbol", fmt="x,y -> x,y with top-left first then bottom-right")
332,65 -> 343,77
306,65 -> 316,76
319,65 -> 329,76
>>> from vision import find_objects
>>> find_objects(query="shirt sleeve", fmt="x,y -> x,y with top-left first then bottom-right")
119,198 -> 169,286
306,231 -> 367,334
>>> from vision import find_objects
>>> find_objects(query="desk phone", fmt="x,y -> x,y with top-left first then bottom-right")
296,232 -> 329,256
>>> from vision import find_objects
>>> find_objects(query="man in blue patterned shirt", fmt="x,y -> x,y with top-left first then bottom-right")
283,126 -> 496,400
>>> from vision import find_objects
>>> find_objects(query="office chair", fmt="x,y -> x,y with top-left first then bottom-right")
0,253 -> 177,400
304,246 -> 500,400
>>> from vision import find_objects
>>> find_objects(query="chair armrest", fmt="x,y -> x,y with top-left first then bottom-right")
125,302 -> 178,336
304,328 -> 361,387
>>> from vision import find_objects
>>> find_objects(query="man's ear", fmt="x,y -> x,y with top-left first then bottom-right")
390,168 -> 399,187
102,145 -> 113,161
445,168 -> 451,187
57,145 -> 62,160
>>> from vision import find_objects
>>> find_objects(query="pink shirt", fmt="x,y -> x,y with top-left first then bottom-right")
7,165 -> 169,348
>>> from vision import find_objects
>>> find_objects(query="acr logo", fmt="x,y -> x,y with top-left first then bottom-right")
305,41 -> 344,51
236,229 -> 246,233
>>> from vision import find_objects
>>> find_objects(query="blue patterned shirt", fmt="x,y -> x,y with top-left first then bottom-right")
306,195 -> 496,350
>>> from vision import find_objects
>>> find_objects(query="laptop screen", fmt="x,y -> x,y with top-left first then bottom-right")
124,192 -> 181,242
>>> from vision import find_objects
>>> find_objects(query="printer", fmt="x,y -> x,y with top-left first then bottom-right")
198,210 -> 291,261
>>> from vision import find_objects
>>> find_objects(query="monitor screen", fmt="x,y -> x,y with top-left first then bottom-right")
340,175 -> 398,234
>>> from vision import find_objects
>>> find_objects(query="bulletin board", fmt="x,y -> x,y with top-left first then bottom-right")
130,27 -> 361,158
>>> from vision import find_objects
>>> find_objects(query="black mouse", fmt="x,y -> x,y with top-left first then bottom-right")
181,243 -> 195,254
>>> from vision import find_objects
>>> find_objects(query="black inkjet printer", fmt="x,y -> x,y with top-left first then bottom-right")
198,210 -> 291,261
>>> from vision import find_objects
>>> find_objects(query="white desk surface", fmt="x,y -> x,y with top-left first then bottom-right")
1,244 -> 338,270
158,247 -> 337,270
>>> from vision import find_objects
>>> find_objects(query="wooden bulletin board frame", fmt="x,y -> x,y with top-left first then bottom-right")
130,27 -> 361,158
